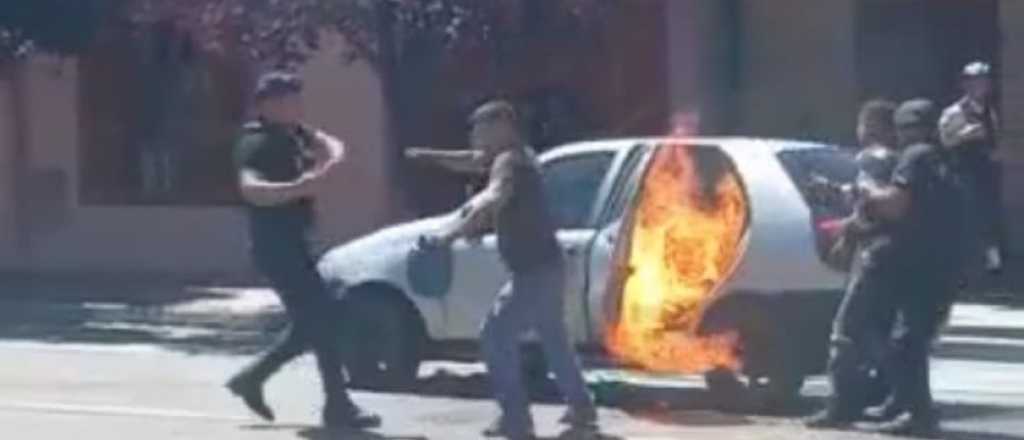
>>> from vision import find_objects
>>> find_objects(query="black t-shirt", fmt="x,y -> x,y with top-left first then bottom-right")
233,120 -> 316,249
494,150 -> 562,272
890,142 -> 968,267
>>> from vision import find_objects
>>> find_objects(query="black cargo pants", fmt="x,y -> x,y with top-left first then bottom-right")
959,152 -> 1006,257
882,268 -> 957,419
240,238 -> 350,404
826,247 -> 899,415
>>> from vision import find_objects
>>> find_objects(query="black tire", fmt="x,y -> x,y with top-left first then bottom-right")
749,370 -> 802,413
338,290 -> 424,392
704,367 -> 746,406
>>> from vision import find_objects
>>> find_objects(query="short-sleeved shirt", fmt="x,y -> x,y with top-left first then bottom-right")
889,142 -> 967,267
494,148 -> 562,273
233,119 -> 316,250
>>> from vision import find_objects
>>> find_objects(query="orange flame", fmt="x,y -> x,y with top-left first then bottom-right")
605,142 -> 748,374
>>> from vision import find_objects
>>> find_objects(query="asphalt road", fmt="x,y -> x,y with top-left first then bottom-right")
0,299 -> 1022,439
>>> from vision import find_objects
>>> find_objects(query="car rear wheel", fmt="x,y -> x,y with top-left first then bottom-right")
338,289 -> 424,392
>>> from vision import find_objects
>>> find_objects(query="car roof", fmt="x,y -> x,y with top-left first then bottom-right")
542,137 -> 847,160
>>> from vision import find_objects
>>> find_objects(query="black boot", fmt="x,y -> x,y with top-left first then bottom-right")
863,395 -> 902,422
559,405 -> 598,428
322,397 -> 382,430
860,411 -> 940,438
804,405 -> 859,430
483,416 -> 535,440
226,371 -> 275,422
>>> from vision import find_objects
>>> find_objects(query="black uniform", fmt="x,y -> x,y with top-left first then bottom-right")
825,147 -> 902,418
232,119 -> 350,406
882,141 -> 968,419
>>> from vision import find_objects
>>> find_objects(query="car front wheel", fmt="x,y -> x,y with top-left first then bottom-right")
338,290 -> 424,392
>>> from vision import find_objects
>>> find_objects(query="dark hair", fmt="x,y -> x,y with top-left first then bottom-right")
254,71 -> 304,101
858,99 -> 897,145
468,100 -> 519,125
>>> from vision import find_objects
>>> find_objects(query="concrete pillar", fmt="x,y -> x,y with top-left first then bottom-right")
664,0 -> 739,135
0,69 -> 18,267
999,2 -> 1024,255
733,0 -> 858,142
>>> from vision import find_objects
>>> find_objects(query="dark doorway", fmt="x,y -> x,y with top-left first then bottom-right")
855,0 -> 1000,106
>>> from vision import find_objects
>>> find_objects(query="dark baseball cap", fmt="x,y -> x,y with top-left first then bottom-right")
962,61 -> 992,78
254,71 -> 303,101
894,99 -> 938,128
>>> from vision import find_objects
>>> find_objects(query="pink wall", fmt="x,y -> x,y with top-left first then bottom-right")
3,35 -> 396,276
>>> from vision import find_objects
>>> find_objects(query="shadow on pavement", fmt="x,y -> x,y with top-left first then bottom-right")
403,368 -> 768,427
940,431 -> 1024,440
241,424 -> 427,440
938,401 -> 1024,423
0,297 -> 283,356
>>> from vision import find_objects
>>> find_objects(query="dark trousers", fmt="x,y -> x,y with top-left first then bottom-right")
827,249 -> 899,414
480,258 -> 594,435
959,153 -> 1006,255
240,240 -> 349,405
882,270 -> 953,418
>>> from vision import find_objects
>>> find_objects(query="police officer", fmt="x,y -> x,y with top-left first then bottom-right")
939,61 -> 1005,274
421,101 -> 597,440
226,72 -> 380,429
806,99 -> 901,430
860,99 -> 968,437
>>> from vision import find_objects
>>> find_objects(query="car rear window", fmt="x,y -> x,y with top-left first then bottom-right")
776,146 -> 858,218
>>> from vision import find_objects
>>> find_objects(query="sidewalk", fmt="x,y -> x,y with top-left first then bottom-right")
0,276 -> 285,354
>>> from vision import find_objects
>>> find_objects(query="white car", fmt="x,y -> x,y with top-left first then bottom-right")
319,137 -> 859,399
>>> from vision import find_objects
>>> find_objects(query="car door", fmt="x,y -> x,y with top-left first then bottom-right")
584,144 -> 653,344
441,148 -> 619,341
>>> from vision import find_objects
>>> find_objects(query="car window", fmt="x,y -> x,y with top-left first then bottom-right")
776,146 -> 858,217
542,152 -> 616,229
598,144 -> 650,226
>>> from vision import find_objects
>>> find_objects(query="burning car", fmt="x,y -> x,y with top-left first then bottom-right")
318,137 -> 857,401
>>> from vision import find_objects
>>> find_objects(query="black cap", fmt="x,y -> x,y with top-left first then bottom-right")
894,99 -> 938,128
254,71 -> 303,101
962,61 -> 992,78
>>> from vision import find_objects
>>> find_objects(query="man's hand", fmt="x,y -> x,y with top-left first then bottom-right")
958,123 -> 986,143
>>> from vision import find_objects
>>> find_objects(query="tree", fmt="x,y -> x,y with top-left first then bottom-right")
0,0 -> 109,65
129,0 -> 614,211
3,0 -> 614,211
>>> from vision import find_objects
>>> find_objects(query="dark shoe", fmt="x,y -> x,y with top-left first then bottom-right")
804,408 -> 857,429
860,411 -> 941,438
483,416 -> 535,439
863,396 -> 902,422
559,406 -> 598,428
226,373 -> 275,422
322,402 -> 382,430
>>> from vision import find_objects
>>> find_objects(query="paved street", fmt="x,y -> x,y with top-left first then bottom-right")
0,285 -> 1022,439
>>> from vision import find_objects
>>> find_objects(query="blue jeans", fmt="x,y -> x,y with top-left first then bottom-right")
480,258 -> 594,435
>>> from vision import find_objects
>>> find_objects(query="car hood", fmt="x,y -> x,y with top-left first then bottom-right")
317,214 -> 455,283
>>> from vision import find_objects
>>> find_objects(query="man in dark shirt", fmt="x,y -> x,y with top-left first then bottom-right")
421,101 -> 596,439
226,72 -> 380,429
857,99 -> 968,437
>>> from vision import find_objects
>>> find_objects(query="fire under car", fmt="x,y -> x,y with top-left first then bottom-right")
318,137 -> 859,402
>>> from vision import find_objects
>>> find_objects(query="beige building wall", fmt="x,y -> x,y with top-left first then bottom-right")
4,34 -> 395,277
734,0 -> 859,143
999,2 -> 1024,252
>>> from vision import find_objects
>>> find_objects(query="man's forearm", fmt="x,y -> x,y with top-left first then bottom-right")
240,177 -> 311,207
314,130 -> 346,164
409,148 -> 485,174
